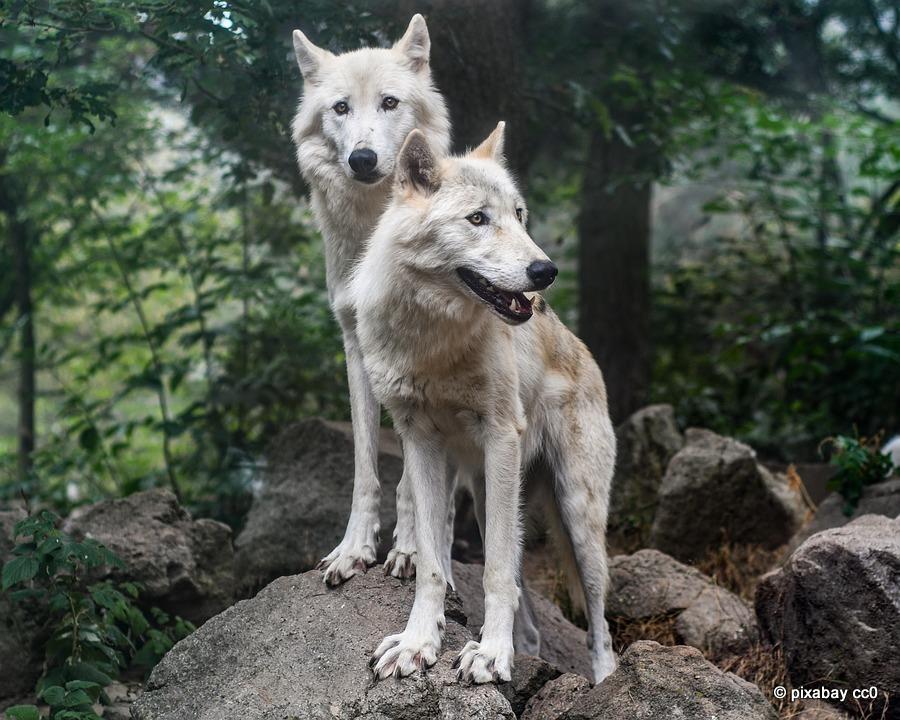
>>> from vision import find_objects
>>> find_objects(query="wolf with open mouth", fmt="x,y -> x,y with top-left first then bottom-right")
348,123 -> 618,684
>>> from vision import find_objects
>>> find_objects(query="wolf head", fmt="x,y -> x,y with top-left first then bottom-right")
291,15 -> 450,188
387,123 -> 556,325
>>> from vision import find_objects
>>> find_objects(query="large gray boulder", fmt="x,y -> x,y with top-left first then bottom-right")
64,489 -> 234,626
0,507 -> 40,704
609,405 -> 684,546
233,419 -> 404,594
533,641 -> 776,720
132,566 -> 515,720
788,478 -> 900,551
756,514 -> 900,720
608,549 -> 757,656
650,428 -> 806,561
452,561 -> 592,678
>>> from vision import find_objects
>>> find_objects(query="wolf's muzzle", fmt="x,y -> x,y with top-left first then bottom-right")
348,148 -> 379,179
526,260 -> 558,291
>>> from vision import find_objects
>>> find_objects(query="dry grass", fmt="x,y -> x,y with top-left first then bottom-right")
608,612 -> 680,654
695,541 -> 787,601
718,643 -> 805,718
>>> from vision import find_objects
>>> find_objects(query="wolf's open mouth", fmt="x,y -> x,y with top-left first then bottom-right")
457,268 -> 533,323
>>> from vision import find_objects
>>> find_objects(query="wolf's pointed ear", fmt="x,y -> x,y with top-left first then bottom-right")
471,121 -> 506,164
394,14 -> 430,72
398,129 -> 440,195
292,29 -> 332,83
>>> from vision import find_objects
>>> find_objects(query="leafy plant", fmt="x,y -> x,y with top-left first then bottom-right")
821,434 -> 895,516
2,510 -> 194,720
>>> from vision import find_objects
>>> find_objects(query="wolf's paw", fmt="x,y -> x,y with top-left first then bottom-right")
453,639 -> 513,684
371,624 -> 442,680
384,547 -> 417,580
591,646 -> 618,684
317,540 -> 377,587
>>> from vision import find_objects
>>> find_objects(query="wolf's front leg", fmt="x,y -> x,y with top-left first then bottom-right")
372,432 -> 449,679
317,332 -> 382,586
455,429 -> 521,683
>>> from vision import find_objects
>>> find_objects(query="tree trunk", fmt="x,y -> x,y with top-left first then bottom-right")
577,128 -> 652,424
391,0 -> 534,180
10,212 -> 36,483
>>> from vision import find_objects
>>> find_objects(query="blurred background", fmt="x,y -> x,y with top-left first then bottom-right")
1,0 -> 898,523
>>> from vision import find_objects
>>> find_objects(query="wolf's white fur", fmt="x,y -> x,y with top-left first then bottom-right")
350,126 -> 618,684
291,16 -> 451,585
884,436 -> 900,471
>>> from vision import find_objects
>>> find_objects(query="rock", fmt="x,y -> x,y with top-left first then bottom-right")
521,674 -> 591,720
674,587 -> 756,656
756,514 -> 900,720
794,701 -> 853,719
233,419 -> 404,594
63,489 -> 234,626
499,655 -> 560,717
0,507 -> 41,703
132,566 -> 515,720
452,561 -> 593,678
609,405 -> 684,545
650,428 -> 805,561
101,680 -> 142,719
555,641 -> 777,720
608,549 -> 757,656
788,478 -> 900,551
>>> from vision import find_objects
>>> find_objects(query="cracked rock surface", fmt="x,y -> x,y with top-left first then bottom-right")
63,489 -> 234,626
608,548 -> 758,655
131,566 -> 514,720
543,642 -> 777,720
650,428 -> 806,561
756,514 -> 900,720
233,419 -> 404,594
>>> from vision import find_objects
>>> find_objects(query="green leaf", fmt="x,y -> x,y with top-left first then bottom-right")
64,680 -> 100,692
2,556 -> 40,590
39,685 -> 66,705
62,689 -> 93,707
66,662 -> 113,686
4,706 -> 40,720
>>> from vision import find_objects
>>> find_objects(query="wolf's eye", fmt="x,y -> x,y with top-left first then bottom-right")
515,208 -> 525,223
333,101 -> 349,115
467,211 -> 488,226
382,96 -> 399,111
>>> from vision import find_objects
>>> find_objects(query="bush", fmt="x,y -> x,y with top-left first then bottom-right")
3,510 -> 193,720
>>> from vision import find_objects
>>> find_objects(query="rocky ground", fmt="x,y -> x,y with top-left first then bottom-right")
2,409 -> 898,720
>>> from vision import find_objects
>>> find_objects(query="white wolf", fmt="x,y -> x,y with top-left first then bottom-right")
291,16 -> 451,585
349,124 -> 618,683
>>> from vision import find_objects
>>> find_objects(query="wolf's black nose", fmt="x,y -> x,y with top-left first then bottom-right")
526,260 -> 558,290
348,148 -> 378,175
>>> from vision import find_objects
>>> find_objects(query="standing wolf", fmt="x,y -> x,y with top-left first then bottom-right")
291,16 -> 451,585
350,124 -> 618,683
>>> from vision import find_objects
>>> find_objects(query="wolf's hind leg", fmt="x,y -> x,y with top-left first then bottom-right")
385,462 -> 417,580
513,585 -> 541,656
318,330 -> 381,586
545,402 -> 617,683
442,463 -> 458,590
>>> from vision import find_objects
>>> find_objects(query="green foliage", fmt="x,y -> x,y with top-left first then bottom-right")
652,95 -> 899,456
823,434 -> 896,516
2,510 -> 194,720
